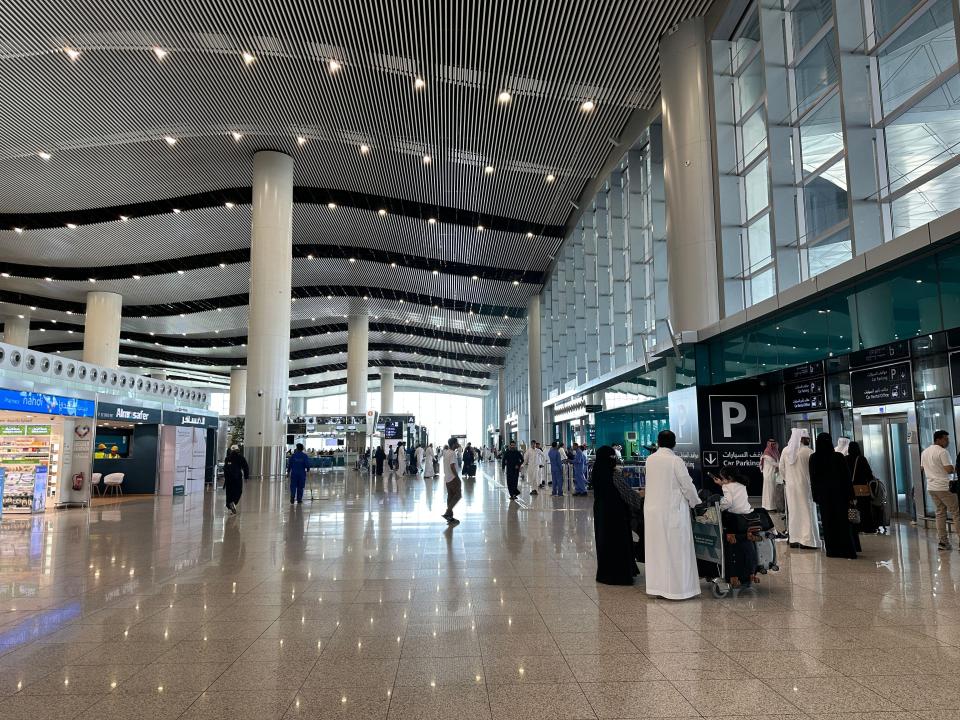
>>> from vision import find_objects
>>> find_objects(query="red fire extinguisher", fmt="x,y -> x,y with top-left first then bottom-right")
72,473 -> 84,491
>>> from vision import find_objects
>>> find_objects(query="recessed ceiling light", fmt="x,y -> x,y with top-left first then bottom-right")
484,165 -> 494,175
432,270 -> 439,275
142,315 -> 147,319
88,278 -> 96,283
422,154 -> 432,164
219,263 -> 226,268
546,174 -> 556,183
512,280 -> 520,286
297,136 -> 307,146
13,227 -> 23,233
378,208 -> 387,216
231,132 -> 243,142
172,208 -> 181,214
242,52 -> 256,65
177,270 -> 184,275
359,144 -> 370,155
580,99 -> 596,112
497,90 -> 512,104
44,277 -> 52,281
327,202 -> 336,209
37,151 -> 52,160
152,47 -> 168,60
119,215 -> 129,222
225,202 -> 234,208
477,225 -> 484,231
328,59 -> 342,73
132,274 -> 141,279
164,136 -> 177,146
472,275 -> 478,280
390,262 -> 396,267
307,254 -> 314,259
414,77 -> 425,90
0,272 -> 8,278
349,258 -> 356,263
428,217 -> 437,225
66,223 -> 77,229
62,47 -> 81,61
526,232 -> 534,238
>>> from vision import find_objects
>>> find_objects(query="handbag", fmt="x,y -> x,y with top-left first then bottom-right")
851,458 -> 871,496
848,506 -> 861,524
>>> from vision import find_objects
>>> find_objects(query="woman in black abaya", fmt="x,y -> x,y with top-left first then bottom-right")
846,441 -> 878,534
809,432 -> 858,559
592,445 -> 643,585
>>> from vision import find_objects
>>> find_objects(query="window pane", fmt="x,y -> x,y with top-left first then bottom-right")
746,214 -> 772,272
790,0 -> 834,52
799,92 -> 843,174
741,109 -> 767,166
877,0 -> 958,115
744,157 -> 770,219
750,267 -> 776,304
737,52 -> 764,117
794,34 -> 839,115
884,72 -> 960,192
732,8 -> 761,71
872,0 -> 925,39
808,226 -> 852,278
891,161 -> 960,237
803,158 -> 849,238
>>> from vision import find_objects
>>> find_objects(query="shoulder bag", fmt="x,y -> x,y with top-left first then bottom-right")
852,458 -> 872,497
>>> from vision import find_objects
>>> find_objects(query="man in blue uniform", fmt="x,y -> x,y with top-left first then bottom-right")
287,443 -> 309,504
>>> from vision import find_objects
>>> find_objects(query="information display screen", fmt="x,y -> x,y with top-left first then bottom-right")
851,361 -> 913,406
384,421 -> 403,439
784,377 -> 826,413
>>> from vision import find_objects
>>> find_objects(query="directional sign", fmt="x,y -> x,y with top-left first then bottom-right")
702,450 -> 719,467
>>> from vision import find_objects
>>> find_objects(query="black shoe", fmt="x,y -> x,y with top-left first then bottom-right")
290,498 -> 295,505
297,499 -> 303,504
442,511 -> 452,521
446,517 -> 460,526
530,490 -> 538,496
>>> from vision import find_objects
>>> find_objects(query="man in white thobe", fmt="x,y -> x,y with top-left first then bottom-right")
643,430 -> 701,600
781,428 -> 821,549
415,445 -> 425,475
523,442 -> 538,494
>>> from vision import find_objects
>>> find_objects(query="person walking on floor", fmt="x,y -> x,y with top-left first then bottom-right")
523,441 -> 538,495
548,441 -> 564,496
535,441 -> 547,489
287,443 -> 309,504
415,444 -> 425,475
922,430 -> 958,551
501,439 -> 524,500
781,429 -> 821,550
809,432 -> 858,559
847,441 -> 879,534
442,437 -> 462,525
643,430 -> 701,599
592,445 -> 643,585
573,444 -> 588,496
374,445 -> 386,476
223,444 -> 249,515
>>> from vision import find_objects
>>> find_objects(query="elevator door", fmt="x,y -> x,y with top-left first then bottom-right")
789,417 -> 825,442
860,414 -> 913,518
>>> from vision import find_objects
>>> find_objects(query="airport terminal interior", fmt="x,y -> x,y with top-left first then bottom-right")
3,0 -> 960,717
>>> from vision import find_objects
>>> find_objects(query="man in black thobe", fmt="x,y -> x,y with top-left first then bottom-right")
501,440 -> 524,500
223,445 -> 249,515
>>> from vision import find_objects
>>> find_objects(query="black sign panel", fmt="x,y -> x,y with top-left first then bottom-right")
784,378 -> 827,413
585,404 -> 603,414
380,414 -> 415,425
849,340 -> 910,368
161,410 -> 219,428
97,402 -> 161,424
948,328 -> 960,349
851,361 -> 913,406
384,421 -> 403,439
950,352 -> 960,396
287,422 -> 307,435
782,361 -> 824,382
708,395 -> 760,445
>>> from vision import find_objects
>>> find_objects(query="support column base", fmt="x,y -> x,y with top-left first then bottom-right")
245,445 -> 285,480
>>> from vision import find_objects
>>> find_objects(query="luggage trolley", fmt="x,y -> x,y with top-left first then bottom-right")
693,501 -> 779,598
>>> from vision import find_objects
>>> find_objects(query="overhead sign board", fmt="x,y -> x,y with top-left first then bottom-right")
851,361 -> 913,406
783,377 -> 827,413
97,402 -> 161,424
708,395 -> 760,445
849,340 -> 910,368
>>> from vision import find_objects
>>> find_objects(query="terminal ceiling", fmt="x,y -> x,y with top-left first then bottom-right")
0,0 -> 711,395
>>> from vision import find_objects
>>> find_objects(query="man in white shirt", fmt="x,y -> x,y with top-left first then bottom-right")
557,443 -> 569,492
442,437 -> 462,526
523,442 -> 538,495
922,430 -> 957,550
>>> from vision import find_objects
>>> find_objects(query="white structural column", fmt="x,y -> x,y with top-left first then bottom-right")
595,190 -> 614,374
229,368 -> 247,416
380,367 -> 395,414
346,308 -> 369,451
498,368 -> 507,447
583,209 -> 600,380
609,172 -> 630,367
527,294 -> 543,444
245,151 -> 293,478
2,314 -> 30,347
82,292 -> 122,368
660,17 -> 720,334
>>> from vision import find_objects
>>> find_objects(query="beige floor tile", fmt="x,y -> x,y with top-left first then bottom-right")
21,663 -> 146,695
74,691 -> 201,719
580,680 -> 700,718
238,637 -> 326,662
302,658 -> 399,689
765,676 -> 903,713
205,659 -> 316,692
552,631 -> 639,655
284,686 -> 391,719
487,682 -> 595,719
566,653 -> 665,682
626,630 -> 715,653
387,684 -> 491,720
400,630 -> 481,657
726,650 -> 839,678
117,661 -> 231,694
178,690 -> 297,720
482,654 -> 575,683
673,678 -> 801,716
479,632 -> 561,656
643,651 -> 748,681
0,693 -> 102,720
857,674 -> 960,710
395,656 -> 486,686
154,638 -> 255,664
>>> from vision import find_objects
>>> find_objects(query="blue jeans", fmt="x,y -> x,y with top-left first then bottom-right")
551,466 -> 563,495
290,474 -> 305,502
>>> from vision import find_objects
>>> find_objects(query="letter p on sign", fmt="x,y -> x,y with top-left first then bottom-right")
721,402 -> 747,438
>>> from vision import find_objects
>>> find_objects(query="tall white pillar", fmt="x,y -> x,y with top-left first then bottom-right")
660,17 -> 720,334
229,367 -> 247,416
83,291 -> 122,367
527,295 -> 543,444
288,396 -> 306,416
498,368 -> 507,448
380,367 -> 395,414
2,314 -> 30,347
346,309 -> 369,451
245,151 -> 293,478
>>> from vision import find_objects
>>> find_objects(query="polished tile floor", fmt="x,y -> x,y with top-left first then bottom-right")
1,463 -> 959,719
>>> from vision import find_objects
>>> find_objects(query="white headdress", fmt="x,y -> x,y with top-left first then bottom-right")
783,427 -> 807,465
835,437 -> 850,455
